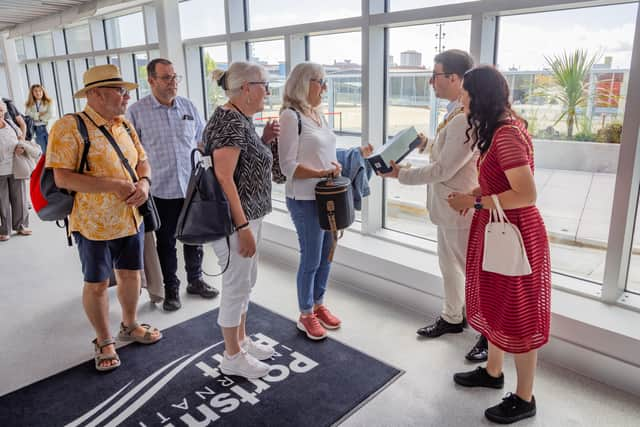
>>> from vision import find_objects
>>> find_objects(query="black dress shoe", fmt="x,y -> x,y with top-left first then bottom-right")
186,278 -> 219,299
485,393 -> 536,424
416,317 -> 464,338
454,366 -> 504,389
163,288 -> 182,311
466,334 -> 489,362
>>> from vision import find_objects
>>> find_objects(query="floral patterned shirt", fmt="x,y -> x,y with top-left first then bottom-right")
46,105 -> 147,241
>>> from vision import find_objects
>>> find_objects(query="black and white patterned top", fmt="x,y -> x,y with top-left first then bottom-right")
203,107 -> 272,221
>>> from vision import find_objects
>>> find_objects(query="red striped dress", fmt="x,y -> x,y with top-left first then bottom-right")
465,119 -> 551,353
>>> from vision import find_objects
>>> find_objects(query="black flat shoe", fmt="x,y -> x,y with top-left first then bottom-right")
485,393 -> 536,424
466,334 -> 488,362
187,278 -> 219,299
453,366 -> 504,389
416,317 -> 464,338
163,288 -> 182,311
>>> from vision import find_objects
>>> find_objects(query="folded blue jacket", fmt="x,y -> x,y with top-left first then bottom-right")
336,147 -> 373,211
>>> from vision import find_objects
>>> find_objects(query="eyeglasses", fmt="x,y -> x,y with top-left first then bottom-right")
248,81 -> 270,91
430,72 -> 451,80
154,74 -> 183,84
310,78 -> 326,86
101,86 -> 130,96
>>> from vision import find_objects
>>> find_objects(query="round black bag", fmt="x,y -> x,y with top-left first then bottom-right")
315,176 -> 354,231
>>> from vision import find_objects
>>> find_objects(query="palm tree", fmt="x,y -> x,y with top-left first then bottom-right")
544,49 -> 600,138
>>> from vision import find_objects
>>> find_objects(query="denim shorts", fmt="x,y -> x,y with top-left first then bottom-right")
73,227 -> 144,283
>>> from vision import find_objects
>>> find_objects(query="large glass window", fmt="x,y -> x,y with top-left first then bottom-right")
179,0 -> 225,39
15,38 -> 26,61
201,45 -> 228,117
389,1 -> 471,12
247,0 -> 360,30
248,39 -> 286,202
248,39 -> 285,122
65,24 -> 92,54
71,58 -> 90,111
34,33 -> 54,58
496,3 -> 638,284
38,62 -> 59,118
134,52 -> 150,99
308,31 -> 362,140
105,12 -> 146,49
26,63 -> 40,87
384,20 -> 471,240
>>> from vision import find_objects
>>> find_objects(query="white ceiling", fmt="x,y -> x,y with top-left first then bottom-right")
0,0 -> 97,32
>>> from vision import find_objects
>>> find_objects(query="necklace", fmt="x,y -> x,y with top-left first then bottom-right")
229,102 -> 251,122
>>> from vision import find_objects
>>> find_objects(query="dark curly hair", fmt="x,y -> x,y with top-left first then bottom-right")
463,65 -> 526,153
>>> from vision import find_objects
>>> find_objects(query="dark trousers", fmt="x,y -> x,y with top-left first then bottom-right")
154,197 -> 203,290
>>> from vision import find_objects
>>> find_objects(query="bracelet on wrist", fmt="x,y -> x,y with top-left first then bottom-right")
139,176 -> 152,186
235,222 -> 250,231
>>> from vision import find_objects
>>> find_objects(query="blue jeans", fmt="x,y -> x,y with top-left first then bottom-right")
34,125 -> 48,153
287,198 -> 333,313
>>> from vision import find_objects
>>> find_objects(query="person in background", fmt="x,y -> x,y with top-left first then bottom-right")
278,62 -> 372,340
380,49 -> 487,362
2,97 -> 27,138
25,84 -> 54,153
203,61 -> 279,379
127,58 -> 219,312
0,100 -> 33,241
448,65 -> 551,424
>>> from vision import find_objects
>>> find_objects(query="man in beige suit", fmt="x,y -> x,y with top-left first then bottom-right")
381,49 -> 487,362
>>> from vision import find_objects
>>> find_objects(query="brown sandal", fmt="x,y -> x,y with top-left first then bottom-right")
118,321 -> 162,344
93,338 -> 120,372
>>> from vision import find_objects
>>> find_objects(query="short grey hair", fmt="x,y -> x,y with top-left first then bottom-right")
212,61 -> 268,97
281,62 -> 325,114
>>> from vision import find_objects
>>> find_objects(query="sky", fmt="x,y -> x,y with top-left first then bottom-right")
177,0 -> 638,71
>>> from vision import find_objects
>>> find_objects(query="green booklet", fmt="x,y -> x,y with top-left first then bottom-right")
366,126 -> 420,173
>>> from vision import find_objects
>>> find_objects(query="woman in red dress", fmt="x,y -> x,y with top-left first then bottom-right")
448,66 -> 551,425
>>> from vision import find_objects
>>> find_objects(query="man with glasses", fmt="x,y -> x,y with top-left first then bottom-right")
380,49 -> 488,362
46,64 -> 162,371
127,58 -> 218,312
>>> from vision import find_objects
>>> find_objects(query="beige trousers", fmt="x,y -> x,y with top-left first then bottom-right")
437,226 -> 470,324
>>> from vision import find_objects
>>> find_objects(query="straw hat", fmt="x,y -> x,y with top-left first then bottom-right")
73,64 -> 138,98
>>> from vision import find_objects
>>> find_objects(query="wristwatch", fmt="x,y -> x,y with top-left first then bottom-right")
474,196 -> 483,210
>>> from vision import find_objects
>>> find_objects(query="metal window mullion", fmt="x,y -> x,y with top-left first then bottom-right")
602,4 -> 640,301
361,7 -> 385,234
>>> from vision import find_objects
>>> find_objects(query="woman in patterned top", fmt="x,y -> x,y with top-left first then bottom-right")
448,66 -> 551,424
203,61 -> 280,380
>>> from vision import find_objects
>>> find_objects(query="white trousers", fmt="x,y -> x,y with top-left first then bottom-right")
437,226 -> 470,324
212,218 -> 263,328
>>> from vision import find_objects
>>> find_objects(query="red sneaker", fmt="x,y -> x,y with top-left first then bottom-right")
314,305 -> 341,330
297,313 -> 327,340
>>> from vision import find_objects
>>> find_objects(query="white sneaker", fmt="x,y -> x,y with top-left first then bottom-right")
220,350 -> 270,379
241,338 -> 275,361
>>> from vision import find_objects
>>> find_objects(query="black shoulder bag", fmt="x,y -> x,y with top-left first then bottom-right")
175,146 -> 234,275
81,113 -> 161,232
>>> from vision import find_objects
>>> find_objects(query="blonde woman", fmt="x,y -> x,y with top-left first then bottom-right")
25,84 -> 54,152
278,62 -> 352,340
203,62 -> 280,379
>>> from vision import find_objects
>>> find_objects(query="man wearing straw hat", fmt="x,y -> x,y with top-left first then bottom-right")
46,64 -> 163,371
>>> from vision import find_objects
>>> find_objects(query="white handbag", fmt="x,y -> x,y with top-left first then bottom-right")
482,194 -> 532,276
